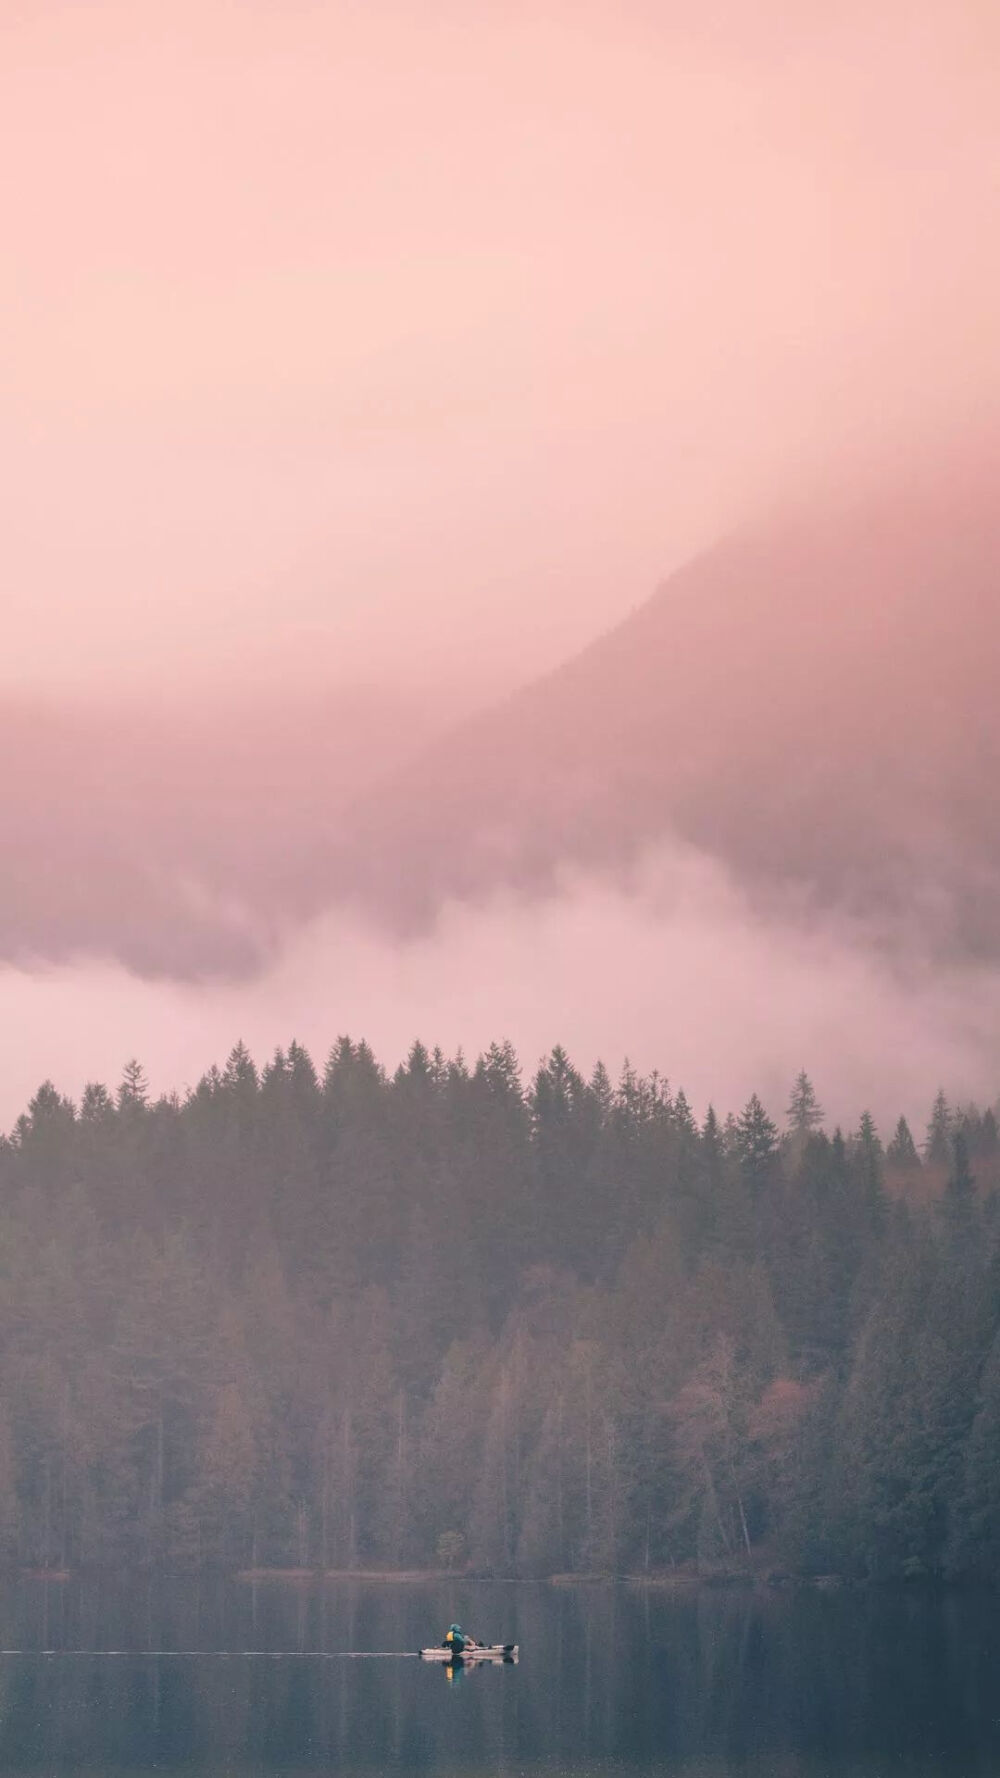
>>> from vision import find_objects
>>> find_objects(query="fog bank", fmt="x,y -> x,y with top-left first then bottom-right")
3,843 -> 996,1135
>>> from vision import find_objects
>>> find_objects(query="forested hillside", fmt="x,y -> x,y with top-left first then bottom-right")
2,1042 -> 999,1584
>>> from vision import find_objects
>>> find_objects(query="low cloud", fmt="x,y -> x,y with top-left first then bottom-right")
2,842 -> 996,1137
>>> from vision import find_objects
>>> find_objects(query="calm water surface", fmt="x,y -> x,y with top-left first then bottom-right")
2,1575 -> 999,1776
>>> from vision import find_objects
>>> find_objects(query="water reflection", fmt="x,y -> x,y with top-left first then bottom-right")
0,1575 -> 999,1775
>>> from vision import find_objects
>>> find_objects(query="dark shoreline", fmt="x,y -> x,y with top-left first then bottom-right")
15,1564 -> 985,1594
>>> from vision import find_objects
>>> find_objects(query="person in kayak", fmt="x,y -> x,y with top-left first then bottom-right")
442,1623 -> 478,1655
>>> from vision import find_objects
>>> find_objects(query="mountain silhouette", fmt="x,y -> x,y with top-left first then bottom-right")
4,439 -> 998,980
321,442 -> 1000,959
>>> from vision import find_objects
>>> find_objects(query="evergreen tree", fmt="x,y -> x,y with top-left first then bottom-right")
734,1094 -> 779,1191
118,1058 -> 149,1109
940,1130 -> 977,1253
852,1112 -> 887,1226
80,1081 -> 114,1122
886,1115 -> 921,1170
786,1071 -> 824,1138
924,1089 -> 953,1166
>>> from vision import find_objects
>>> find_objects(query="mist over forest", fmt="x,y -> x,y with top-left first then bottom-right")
4,434 -> 1000,1127
5,19 -> 1000,1778
3,1037 -> 1000,1586
3,0 -> 999,1646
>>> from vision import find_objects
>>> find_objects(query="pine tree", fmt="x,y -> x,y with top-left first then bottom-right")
690,1105 -> 753,1261
940,1131 -> 977,1252
223,1040 -> 258,1095
853,1112 -> 887,1224
924,1089 -> 952,1166
734,1094 -> 779,1189
117,1057 -> 149,1109
886,1115 -> 921,1170
786,1071 -> 824,1138
80,1081 -> 114,1121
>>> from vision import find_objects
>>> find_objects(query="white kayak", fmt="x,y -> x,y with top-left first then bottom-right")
420,1643 -> 518,1663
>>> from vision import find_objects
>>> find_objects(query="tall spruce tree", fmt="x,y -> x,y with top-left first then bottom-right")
887,1115 -> 921,1171
734,1093 -> 779,1191
925,1089 -> 953,1166
786,1071 -> 825,1138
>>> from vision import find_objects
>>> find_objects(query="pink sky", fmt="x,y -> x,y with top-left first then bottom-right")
2,1 -> 999,1130
3,0 -> 998,697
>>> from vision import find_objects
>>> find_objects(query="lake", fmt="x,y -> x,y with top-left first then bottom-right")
2,1574 -> 999,1776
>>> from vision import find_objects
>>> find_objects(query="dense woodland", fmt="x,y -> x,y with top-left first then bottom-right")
2,1040 -> 1000,1585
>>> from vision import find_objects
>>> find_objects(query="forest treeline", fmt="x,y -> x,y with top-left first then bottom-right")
2,1040 -> 1000,1584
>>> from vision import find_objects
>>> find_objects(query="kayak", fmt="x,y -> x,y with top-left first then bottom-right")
420,1644 -> 518,1663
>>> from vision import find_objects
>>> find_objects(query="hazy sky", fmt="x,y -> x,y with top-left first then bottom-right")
3,0 -> 998,696
2,1 -> 999,1131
